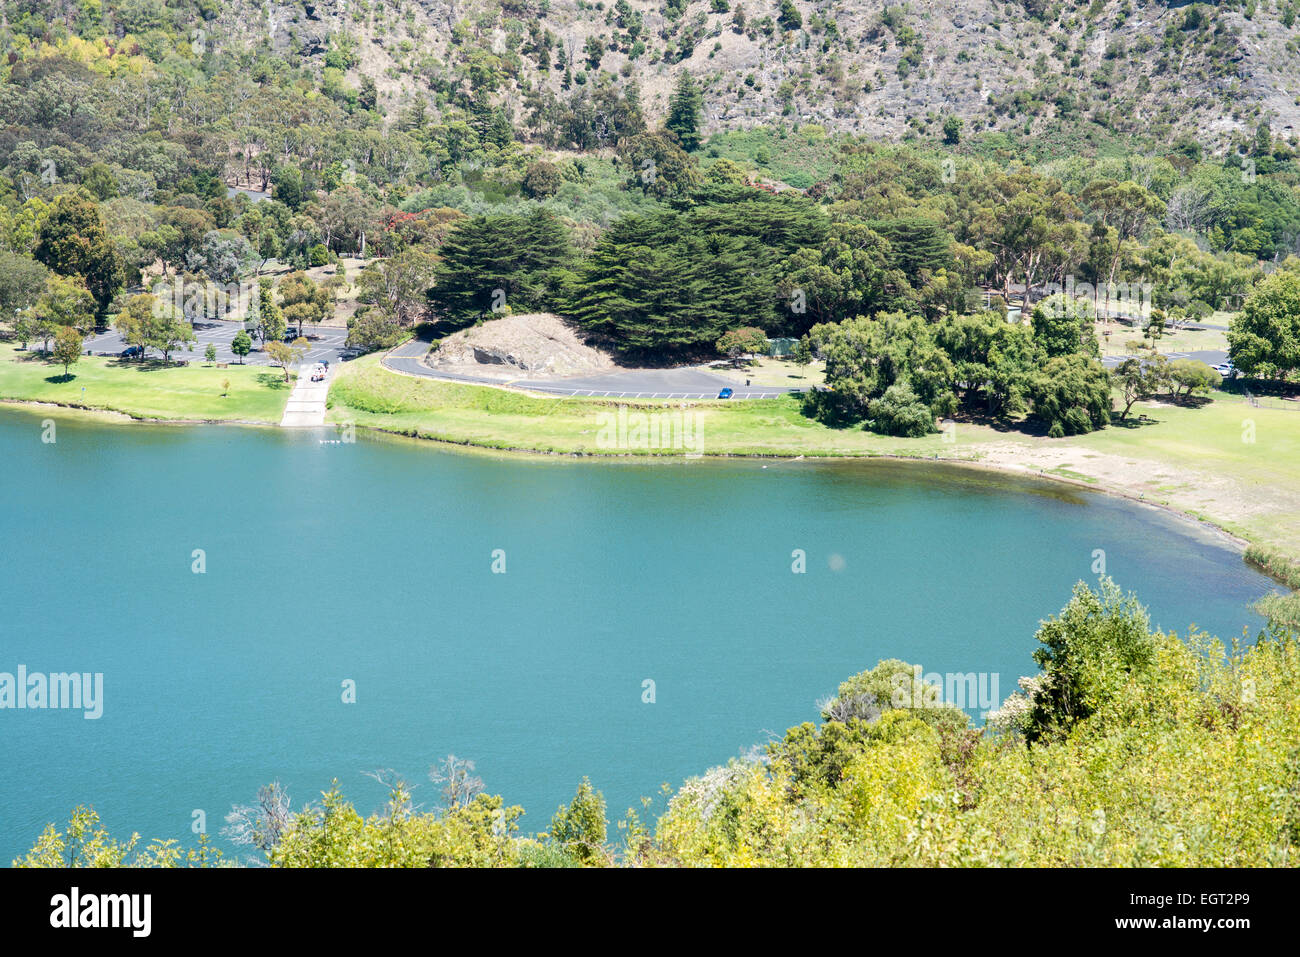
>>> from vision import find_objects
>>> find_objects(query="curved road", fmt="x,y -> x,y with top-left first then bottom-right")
382,338 -> 802,400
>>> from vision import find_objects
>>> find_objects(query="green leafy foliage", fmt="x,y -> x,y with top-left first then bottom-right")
868,381 -> 937,436
429,209 -> 574,323
1029,354 -> 1112,435
548,778 -> 609,865
565,187 -> 827,357
1229,269 -> 1300,381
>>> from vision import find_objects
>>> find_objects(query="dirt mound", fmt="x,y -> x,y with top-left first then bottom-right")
426,313 -> 616,380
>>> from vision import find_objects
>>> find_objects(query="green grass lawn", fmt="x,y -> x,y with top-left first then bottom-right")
0,343 -> 293,423
326,353 -> 1007,457
702,126 -> 839,189
1097,322 -> 1229,357
709,357 -> 827,388
1069,392 -> 1300,551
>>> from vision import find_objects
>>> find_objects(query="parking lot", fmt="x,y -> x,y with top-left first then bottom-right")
1100,348 -> 1228,370
83,319 -> 349,367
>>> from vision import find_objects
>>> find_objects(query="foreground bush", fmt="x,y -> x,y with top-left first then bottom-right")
648,580 -> 1299,866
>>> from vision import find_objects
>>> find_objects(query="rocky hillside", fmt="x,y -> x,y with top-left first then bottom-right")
192,0 -> 1300,149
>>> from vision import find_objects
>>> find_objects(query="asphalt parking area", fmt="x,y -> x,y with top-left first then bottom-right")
84,320 -> 348,367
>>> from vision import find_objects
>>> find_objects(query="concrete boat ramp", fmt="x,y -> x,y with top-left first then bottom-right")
280,366 -> 330,427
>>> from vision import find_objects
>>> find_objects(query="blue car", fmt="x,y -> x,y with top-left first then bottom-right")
718,387 -> 734,399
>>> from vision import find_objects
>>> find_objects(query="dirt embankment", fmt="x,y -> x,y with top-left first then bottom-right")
425,314 -> 617,380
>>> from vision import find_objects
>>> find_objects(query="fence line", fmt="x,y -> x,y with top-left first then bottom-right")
1240,385 -> 1300,411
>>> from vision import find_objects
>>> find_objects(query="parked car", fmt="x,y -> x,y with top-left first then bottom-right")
120,345 -> 143,358
1213,361 -> 1236,378
717,387 -> 734,399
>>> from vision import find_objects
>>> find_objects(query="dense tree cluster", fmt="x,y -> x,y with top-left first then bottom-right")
563,185 -> 827,356
2,1 -> 1299,401
1229,265 -> 1300,380
427,208 -> 573,323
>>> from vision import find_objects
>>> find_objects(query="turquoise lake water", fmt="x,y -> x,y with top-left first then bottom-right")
0,408 -> 1277,861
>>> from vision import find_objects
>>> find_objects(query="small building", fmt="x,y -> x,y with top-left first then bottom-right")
767,337 -> 799,357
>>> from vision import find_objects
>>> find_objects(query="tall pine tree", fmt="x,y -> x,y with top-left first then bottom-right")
429,209 -> 573,323
665,72 -> 703,152
563,190 -> 831,357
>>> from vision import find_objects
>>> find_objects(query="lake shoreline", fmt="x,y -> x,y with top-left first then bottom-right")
350,417 -> 1258,554
0,397 -> 1284,592
0,396 -> 280,428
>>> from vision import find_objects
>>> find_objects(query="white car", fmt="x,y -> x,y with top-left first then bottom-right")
1213,362 -> 1236,378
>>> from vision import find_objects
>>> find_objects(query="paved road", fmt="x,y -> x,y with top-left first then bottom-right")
76,321 -> 1231,389
1101,349 -> 1228,369
389,337 -> 1235,396
383,338 -> 800,399
84,319 -> 349,367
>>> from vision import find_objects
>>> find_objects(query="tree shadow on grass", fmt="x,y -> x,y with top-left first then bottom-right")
947,410 -> 1025,435
15,349 -> 76,382
1218,378 -> 1300,401
107,358 -> 175,373
1001,415 -> 1060,438
798,389 -> 860,429
1109,412 -> 1163,430
255,371 -> 292,390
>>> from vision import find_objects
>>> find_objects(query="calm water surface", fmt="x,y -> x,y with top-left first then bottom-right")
0,409 -> 1275,860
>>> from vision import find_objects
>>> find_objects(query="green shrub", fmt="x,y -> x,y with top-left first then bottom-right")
868,382 -> 935,436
